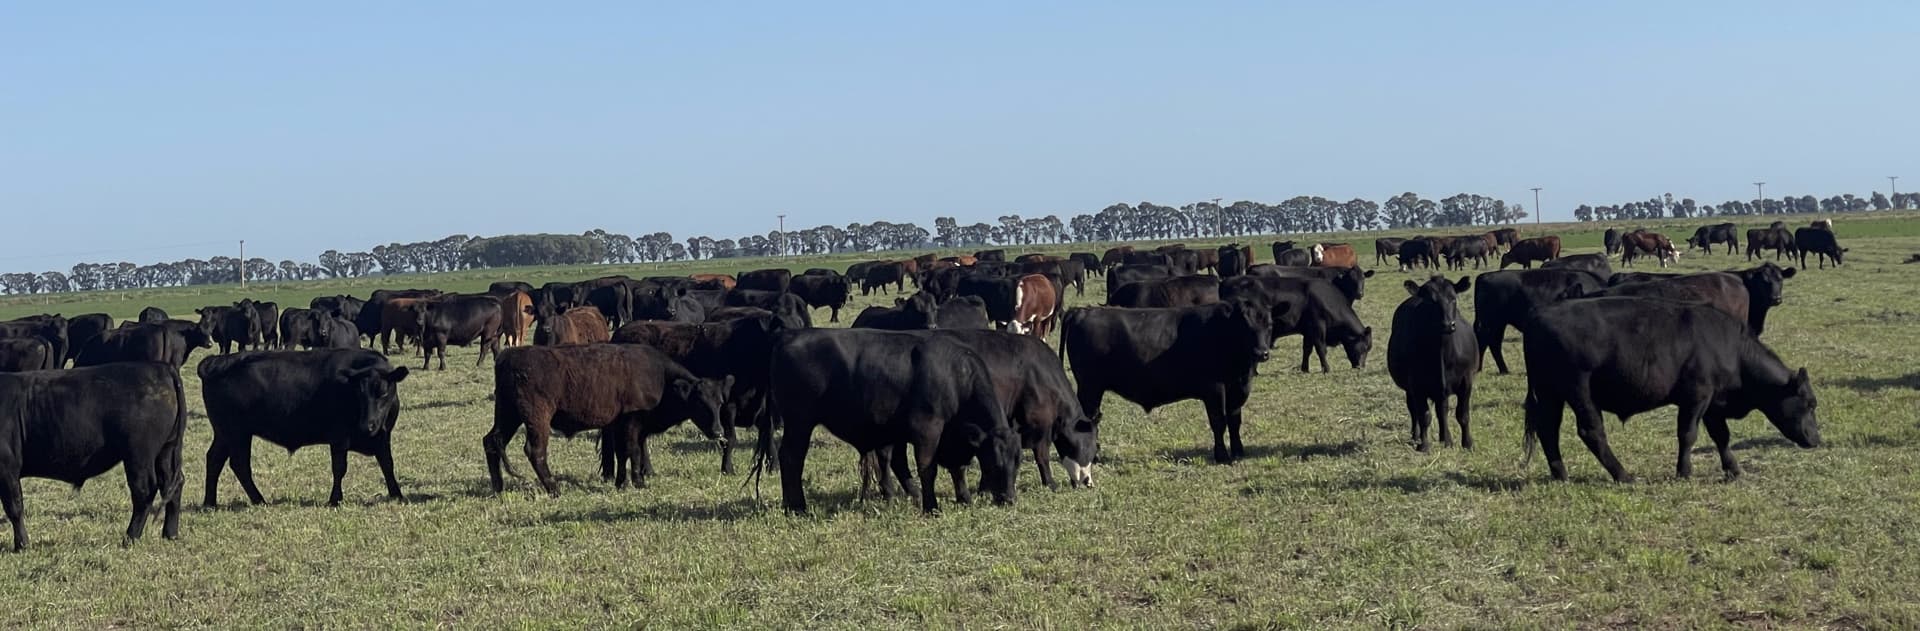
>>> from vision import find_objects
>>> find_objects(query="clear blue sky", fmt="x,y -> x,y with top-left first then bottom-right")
3,1 -> 1913,271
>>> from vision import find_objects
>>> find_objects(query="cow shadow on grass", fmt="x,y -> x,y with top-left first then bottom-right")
1833,373 -> 1920,392
1156,440 -> 1363,464
536,497 -> 766,524
1308,470 -> 1533,494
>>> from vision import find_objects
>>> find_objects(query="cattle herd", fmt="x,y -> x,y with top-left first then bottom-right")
0,218 -> 1849,549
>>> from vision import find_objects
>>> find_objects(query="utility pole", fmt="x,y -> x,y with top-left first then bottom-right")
1754,182 -> 1766,209
1211,197 -> 1223,236
776,214 -> 786,257
1890,176 -> 1899,197
238,240 -> 246,288
1530,188 -> 1542,224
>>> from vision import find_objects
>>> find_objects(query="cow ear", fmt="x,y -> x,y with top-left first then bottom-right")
1795,367 -> 1810,385
1454,276 -> 1472,293
1781,267 -> 1797,279
1363,270 -> 1376,278
672,377 -> 698,400
1403,280 -> 1419,296
385,367 -> 409,384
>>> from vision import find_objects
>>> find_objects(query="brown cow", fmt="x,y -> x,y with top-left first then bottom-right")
533,306 -> 611,346
1498,236 -> 1562,269
689,274 -> 736,291
500,291 -> 533,346
1312,243 -> 1359,268
378,298 -> 429,355
948,255 -> 978,267
1620,230 -> 1680,268
1009,274 -> 1058,339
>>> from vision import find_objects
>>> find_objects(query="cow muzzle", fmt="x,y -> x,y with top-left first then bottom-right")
1068,461 -> 1094,488
1252,348 -> 1271,362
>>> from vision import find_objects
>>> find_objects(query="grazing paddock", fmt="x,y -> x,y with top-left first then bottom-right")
2,215 -> 1919,627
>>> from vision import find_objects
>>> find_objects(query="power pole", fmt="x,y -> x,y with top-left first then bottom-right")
1890,176 -> 1899,197
238,240 -> 246,289
1211,197 -> 1223,236
776,214 -> 786,257
1754,181 -> 1766,208
1530,187 -> 1542,224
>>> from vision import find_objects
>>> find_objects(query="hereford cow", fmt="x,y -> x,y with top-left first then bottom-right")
198,349 -> 410,507
1009,274 -> 1058,338
1620,230 -> 1680,268
1313,243 -> 1359,268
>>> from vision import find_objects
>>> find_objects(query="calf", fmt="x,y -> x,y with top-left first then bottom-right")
1499,236 -> 1562,269
1387,276 -> 1478,451
1522,297 -> 1820,482
0,338 -> 54,372
533,306 -> 612,345
1107,275 -> 1221,308
851,291 -> 940,331
1471,268 -> 1609,374
1794,227 -> 1846,269
0,362 -> 186,550
770,328 -> 1020,513
415,295 -> 505,370
485,344 -> 726,494
789,273 -> 852,322
198,349 -> 410,507
75,320 -> 213,367
1059,301 -> 1274,463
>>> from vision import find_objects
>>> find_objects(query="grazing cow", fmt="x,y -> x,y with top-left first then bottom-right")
0,338 -> 54,372
1499,236 -> 1562,269
75,321 -> 213,367
1746,227 -> 1797,262
1570,263 -> 1797,336
138,307 -> 169,325
1489,228 -> 1519,251
1070,252 -> 1103,276
851,291 -> 941,331
1388,276 -> 1479,451
533,306 -> 612,346
1100,246 -> 1134,271
688,273 -> 737,291
198,349 -> 411,507
1219,276 -> 1373,373
372,298 -> 426,354
1246,264 -> 1374,303
1216,244 -> 1251,278
789,273 -> 853,322
862,262 -> 908,295
770,328 -> 1020,513
1603,228 -> 1623,256
486,344 -> 726,493
1272,241 -> 1313,267
1106,263 -> 1177,296
1794,227 -> 1846,269
0,362 -> 186,550
974,249 -> 1007,263
935,296 -> 991,330
1396,238 -> 1439,271
1313,243 -> 1359,268
0,316 -> 69,368
1471,268 -> 1610,374
251,302 -> 280,350
1374,238 -> 1406,266
735,268 -> 792,293
1009,274 -> 1058,338
612,313 -> 789,474
1540,253 -> 1613,278
1107,276 -> 1222,309
1522,297 -> 1820,482
1445,238 -> 1493,270
1620,230 -> 1680,268
1059,301 -> 1274,463
1687,223 -> 1740,255
415,295 -> 505,370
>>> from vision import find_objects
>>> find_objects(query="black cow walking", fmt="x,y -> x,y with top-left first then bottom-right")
1794,227 -> 1847,269
198,349 -> 411,507
1471,269 -> 1609,374
789,273 -> 852,322
1522,297 -> 1820,482
1387,276 -> 1478,451
415,295 -> 505,370
0,362 -> 186,550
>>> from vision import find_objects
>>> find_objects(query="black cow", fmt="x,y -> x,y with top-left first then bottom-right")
683,288 -> 730,315
1746,227 -> 1796,262
1272,241 -> 1312,267
1794,227 -> 1846,269
1388,276 -> 1478,451
1540,253 -> 1613,278
489,281 -> 536,296
1219,276 -> 1373,373
279,307 -> 319,349
1445,237 -> 1493,270
851,291 -> 941,331
845,260 -> 886,284
1396,239 -> 1439,271
935,296 -> 991,330
0,362 -> 186,550
862,262 -> 908,296
1070,253 -> 1103,277
319,313 -> 362,349
198,349 -> 410,507
138,307 -> 170,325
770,328 -> 1020,513
789,273 -> 852,322
580,281 -> 631,328
252,302 -> 281,350
1374,238 -> 1406,266
0,338 -> 54,372
0,316 -> 68,369
612,313 -> 791,474
74,320 -> 213,368
724,290 -> 813,329
1107,276 -> 1221,308
1106,264 -> 1176,296
974,249 -> 1007,262
1574,263 -> 1797,336
60,313 -> 113,367
1606,271 -> 1681,286
1603,228 -> 1623,256
1059,301 -> 1274,463
1687,223 -> 1740,255
623,278 -> 685,321
415,295 -> 505,370
1471,269 -> 1609,374
1216,244 -> 1251,278
668,296 -> 706,323
1246,264 -> 1373,303
736,268 -> 792,294
309,295 -> 366,326
199,302 -> 262,354
1522,297 -> 1820,482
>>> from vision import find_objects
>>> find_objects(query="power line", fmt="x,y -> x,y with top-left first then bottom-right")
0,239 -> 235,263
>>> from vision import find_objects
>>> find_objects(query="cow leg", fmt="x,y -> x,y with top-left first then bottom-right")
1,471 -> 25,551
913,439 -> 940,514
828,306 -> 840,323
720,421 -> 737,475
600,430 -> 617,482
1704,415 -> 1741,481
1203,393 -> 1232,464
1525,392 -> 1568,480
326,440 -> 350,507
888,443 -> 919,499
482,419 -> 523,493
374,441 -> 403,501
524,428 -> 559,496
1478,320 -> 1510,374
1673,401 -> 1706,479
122,456 -> 159,544
230,439 -> 267,504
858,449 -> 880,500
778,420 -> 814,513
1032,441 -> 1057,491
203,436 -> 231,507
1406,391 -> 1431,452
1454,387 -> 1474,450
1568,380 -> 1631,483
633,432 -> 654,488
949,466 -> 972,506
1433,395 -> 1453,447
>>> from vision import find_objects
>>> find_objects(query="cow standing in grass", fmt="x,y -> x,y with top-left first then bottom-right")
1388,276 -> 1478,451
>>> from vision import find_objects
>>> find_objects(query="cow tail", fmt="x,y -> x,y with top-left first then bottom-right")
1520,386 -> 1538,467
1056,312 -> 1069,364
157,366 -> 188,512
742,402 -> 776,500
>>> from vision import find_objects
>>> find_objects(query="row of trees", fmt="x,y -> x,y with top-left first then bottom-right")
1574,192 -> 1919,222
3,189 -> 1912,295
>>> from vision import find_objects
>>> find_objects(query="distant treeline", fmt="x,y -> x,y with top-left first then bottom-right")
2,190 -> 1913,295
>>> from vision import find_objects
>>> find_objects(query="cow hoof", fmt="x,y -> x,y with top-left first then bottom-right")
1415,443 -> 1430,453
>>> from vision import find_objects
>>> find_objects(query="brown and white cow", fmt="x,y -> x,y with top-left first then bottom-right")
1313,243 -> 1360,269
1620,230 -> 1680,268
1010,274 -> 1058,339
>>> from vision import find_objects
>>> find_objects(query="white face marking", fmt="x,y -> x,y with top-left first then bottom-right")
1069,461 -> 1094,488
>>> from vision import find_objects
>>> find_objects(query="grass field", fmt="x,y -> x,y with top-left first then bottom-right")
3,214 -> 1919,628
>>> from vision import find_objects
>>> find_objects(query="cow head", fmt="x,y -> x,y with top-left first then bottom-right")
1223,298 -> 1274,363
1342,326 -> 1374,369
1741,263 -> 1797,309
1760,368 -> 1821,449
335,364 -> 409,436
666,376 -> 730,443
